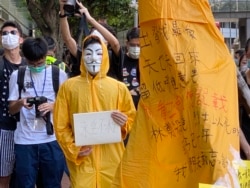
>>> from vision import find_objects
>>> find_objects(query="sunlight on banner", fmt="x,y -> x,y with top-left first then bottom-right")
199,183 -> 226,188
238,160 -> 250,188
199,160 -> 250,188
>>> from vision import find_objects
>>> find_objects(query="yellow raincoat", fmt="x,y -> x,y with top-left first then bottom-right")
112,0 -> 240,188
53,35 -> 136,188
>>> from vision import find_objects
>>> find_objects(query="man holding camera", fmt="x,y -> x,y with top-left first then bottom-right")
8,37 -> 68,187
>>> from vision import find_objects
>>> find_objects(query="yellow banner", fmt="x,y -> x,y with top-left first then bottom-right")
112,0 -> 240,188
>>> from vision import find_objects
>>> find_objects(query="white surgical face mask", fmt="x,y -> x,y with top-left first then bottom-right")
1,34 -> 19,50
83,43 -> 103,75
128,46 -> 140,59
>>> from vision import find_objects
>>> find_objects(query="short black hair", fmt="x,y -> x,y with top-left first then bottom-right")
235,49 -> 244,57
126,27 -> 140,41
0,20 -> 23,37
42,36 -> 56,50
22,37 -> 48,61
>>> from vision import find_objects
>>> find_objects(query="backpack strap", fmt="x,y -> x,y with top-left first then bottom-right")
17,66 -> 27,99
53,59 -> 66,71
52,65 -> 60,96
53,59 -> 61,66
15,65 -> 26,122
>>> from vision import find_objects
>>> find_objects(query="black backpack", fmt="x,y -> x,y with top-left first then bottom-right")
17,65 -> 60,98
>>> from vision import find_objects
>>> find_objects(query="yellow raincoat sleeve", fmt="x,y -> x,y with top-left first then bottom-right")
53,81 -> 83,165
117,82 -> 137,140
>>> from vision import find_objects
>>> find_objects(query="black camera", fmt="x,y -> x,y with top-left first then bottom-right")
63,0 -> 80,16
27,96 -> 47,118
27,96 -> 54,135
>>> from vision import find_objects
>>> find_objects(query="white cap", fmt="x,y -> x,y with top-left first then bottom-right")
91,29 -> 108,45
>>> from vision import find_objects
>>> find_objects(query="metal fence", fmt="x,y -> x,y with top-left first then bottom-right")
209,0 -> 250,12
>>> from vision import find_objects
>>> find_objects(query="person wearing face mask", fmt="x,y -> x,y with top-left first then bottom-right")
0,20 -> 26,188
53,35 -> 136,188
122,27 -> 140,109
8,37 -> 68,187
119,27 -> 141,146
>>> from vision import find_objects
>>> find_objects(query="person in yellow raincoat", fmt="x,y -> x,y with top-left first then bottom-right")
53,35 -> 136,188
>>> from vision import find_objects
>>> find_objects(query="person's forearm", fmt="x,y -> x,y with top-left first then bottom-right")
76,1 -> 121,56
240,128 -> 250,159
9,100 -> 24,115
88,17 -> 120,56
59,7 -> 78,57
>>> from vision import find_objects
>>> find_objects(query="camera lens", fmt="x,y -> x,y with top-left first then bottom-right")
63,0 -> 76,15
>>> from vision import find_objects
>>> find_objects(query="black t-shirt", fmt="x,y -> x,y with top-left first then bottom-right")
0,56 -> 26,130
122,54 -> 140,108
239,78 -> 250,159
240,104 -> 250,159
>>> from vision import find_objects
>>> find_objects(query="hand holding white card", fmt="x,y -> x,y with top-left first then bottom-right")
73,111 -> 122,146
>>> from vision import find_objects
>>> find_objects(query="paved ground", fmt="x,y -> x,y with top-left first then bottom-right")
61,172 -> 70,188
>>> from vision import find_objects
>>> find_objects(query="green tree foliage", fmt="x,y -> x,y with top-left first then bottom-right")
86,0 -> 134,31
24,0 -> 63,57
23,0 -> 134,58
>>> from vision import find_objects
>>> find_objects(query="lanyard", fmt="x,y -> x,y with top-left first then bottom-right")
30,68 -> 46,97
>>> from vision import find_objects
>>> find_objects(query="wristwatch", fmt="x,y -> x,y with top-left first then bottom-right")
59,12 -> 67,18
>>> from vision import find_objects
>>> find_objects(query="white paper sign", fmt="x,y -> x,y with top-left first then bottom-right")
73,111 -> 122,146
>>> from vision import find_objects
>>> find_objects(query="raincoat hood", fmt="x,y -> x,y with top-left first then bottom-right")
80,35 -> 109,78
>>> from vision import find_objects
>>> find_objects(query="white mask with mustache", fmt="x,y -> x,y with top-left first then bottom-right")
83,43 -> 103,75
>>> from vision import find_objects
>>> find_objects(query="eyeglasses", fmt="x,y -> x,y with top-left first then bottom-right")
1,30 -> 18,36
